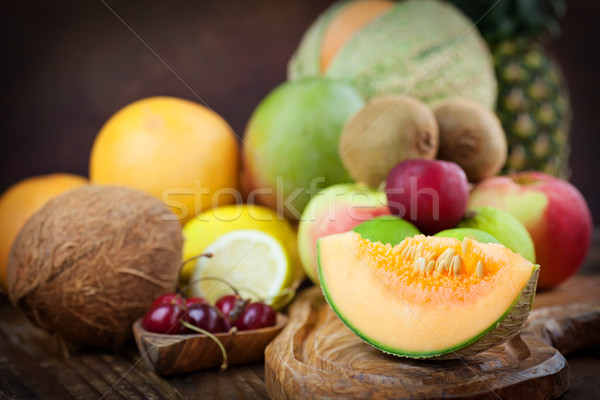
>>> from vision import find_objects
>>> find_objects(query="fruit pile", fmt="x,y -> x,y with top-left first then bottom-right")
286,0 -> 590,292
0,0 -> 593,368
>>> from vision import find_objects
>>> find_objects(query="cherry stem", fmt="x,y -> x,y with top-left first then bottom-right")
181,273 -> 299,308
181,275 -> 240,297
179,253 -> 213,276
180,321 -> 228,371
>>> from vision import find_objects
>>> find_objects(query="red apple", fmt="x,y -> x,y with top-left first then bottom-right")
469,171 -> 592,289
385,159 -> 470,235
297,183 -> 391,283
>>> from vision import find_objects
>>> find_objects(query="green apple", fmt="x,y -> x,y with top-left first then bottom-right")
458,206 -> 536,263
434,228 -> 500,244
353,215 -> 420,246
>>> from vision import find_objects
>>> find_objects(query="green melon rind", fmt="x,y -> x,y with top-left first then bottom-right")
289,0 -> 497,109
287,1 -> 348,79
317,239 -> 539,359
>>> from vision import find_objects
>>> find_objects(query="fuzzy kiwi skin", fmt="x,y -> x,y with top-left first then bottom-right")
434,98 -> 507,183
339,96 -> 439,188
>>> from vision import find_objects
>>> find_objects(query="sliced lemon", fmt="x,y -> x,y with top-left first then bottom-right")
181,204 -> 302,285
188,229 -> 292,307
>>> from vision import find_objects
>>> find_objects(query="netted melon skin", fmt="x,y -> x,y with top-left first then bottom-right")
289,0 -> 497,109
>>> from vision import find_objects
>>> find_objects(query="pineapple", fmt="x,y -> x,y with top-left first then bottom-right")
448,0 -> 571,178
494,39 -> 571,177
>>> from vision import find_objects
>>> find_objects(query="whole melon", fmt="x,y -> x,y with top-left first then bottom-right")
90,96 -> 239,224
241,77 -> 364,220
289,0 -> 497,108
7,185 -> 183,350
0,173 -> 87,292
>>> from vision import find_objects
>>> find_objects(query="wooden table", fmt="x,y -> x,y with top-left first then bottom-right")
1,233 -> 599,400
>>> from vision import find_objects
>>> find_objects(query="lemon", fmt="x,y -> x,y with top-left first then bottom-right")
181,204 -> 302,285
189,230 -> 291,307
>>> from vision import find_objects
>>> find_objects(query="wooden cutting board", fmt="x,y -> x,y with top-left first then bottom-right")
265,275 -> 600,399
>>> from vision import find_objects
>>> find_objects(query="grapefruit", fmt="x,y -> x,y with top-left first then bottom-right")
89,96 -> 239,224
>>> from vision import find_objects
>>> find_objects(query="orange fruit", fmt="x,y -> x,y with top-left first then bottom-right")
89,96 -> 239,224
0,173 -> 87,291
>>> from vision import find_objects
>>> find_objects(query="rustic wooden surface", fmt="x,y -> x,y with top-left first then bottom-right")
0,236 -> 599,399
265,277 -> 600,400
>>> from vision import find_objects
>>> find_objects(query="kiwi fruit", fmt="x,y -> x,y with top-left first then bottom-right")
434,98 -> 507,182
339,95 -> 439,188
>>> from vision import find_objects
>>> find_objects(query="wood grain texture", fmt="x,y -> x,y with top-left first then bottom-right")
0,299 -> 185,400
132,314 -> 287,375
265,275 -> 600,400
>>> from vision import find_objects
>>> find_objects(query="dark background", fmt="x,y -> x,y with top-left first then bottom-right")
1,0 -> 599,224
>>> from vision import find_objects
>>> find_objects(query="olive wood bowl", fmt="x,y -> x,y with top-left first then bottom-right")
132,313 -> 287,375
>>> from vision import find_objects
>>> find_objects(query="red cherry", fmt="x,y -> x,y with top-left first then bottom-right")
142,304 -> 184,334
185,296 -> 208,307
150,293 -> 185,309
215,294 -> 247,323
236,302 -> 276,331
183,304 -> 228,333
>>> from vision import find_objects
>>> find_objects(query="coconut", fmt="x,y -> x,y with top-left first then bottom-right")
289,0 -> 497,108
7,185 -> 183,350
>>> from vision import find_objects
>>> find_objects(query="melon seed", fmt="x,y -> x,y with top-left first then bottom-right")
401,245 -> 411,259
426,260 -> 435,275
416,257 -> 426,274
476,260 -> 484,278
452,255 -> 463,276
436,259 -> 446,274
436,249 -> 449,268
445,249 -> 456,270
461,239 -> 468,254
416,242 -> 425,256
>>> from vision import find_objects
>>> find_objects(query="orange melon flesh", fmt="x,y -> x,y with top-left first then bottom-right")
318,231 -> 539,358
320,0 -> 394,73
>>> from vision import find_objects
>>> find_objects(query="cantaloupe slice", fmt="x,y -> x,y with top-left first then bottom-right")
318,231 -> 539,359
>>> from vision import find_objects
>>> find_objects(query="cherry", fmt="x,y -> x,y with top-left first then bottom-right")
215,294 -> 247,323
142,303 -> 184,334
185,296 -> 208,307
183,303 -> 228,333
150,293 -> 185,309
236,302 -> 276,331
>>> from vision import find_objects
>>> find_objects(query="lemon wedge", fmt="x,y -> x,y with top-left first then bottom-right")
181,204 -> 301,285
188,229 -> 292,307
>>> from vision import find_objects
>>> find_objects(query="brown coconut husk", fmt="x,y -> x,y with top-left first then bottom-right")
7,185 -> 183,351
